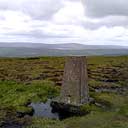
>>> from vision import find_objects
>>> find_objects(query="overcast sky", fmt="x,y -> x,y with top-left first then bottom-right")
0,0 -> 128,46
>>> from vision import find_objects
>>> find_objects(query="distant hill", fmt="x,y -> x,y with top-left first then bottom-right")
0,42 -> 128,49
0,43 -> 128,57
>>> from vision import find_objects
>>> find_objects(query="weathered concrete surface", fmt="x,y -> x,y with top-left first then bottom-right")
51,56 -> 89,115
59,56 -> 89,105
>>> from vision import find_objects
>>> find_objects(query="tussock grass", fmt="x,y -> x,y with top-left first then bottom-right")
0,56 -> 128,128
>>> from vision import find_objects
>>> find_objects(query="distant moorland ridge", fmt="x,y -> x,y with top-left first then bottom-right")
0,43 -> 128,57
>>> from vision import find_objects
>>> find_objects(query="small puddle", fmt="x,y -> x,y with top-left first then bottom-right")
29,100 -> 59,120
29,100 -> 75,120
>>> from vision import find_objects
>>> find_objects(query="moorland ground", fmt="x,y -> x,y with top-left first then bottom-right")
0,56 -> 128,128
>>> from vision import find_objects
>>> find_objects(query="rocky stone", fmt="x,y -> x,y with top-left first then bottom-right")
51,101 -> 90,116
60,56 -> 89,105
51,56 -> 90,116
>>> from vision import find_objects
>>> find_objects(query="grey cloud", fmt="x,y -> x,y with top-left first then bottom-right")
82,16 -> 128,30
6,29 -> 73,39
0,15 -> 5,20
82,0 -> 128,18
0,0 -> 63,20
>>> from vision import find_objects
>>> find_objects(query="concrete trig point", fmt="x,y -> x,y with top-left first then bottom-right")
60,56 -> 89,105
51,56 -> 89,113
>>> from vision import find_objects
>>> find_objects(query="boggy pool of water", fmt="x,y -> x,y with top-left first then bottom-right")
29,100 -> 59,119
29,100 -> 76,120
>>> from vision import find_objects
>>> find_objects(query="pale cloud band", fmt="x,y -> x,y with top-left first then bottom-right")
0,0 -> 128,46
83,0 -> 128,18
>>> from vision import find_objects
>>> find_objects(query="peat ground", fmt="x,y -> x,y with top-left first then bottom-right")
0,56 -> 128,128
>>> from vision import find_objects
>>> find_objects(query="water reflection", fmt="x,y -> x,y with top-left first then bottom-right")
29,100 -> 59,119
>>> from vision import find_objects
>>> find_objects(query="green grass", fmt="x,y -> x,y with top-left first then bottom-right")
0,56 -> 128,128
0,80 -> 59,126
0,56 -> 128,87
0,79 -> 57,126
87,56 -> 128,88
25,92 -> 128,128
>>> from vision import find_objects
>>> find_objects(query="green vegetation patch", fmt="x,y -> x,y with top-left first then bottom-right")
0,56 -> 128,128
25,91 -> 128,128
0,80 -> 59,114
0,56 -> 128,88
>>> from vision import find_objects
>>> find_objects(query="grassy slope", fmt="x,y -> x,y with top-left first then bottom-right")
0,56 -> 128,87
87,56 -> 128,89
0,81 -> 59,127
0,56 -> 128,128
27,92 -> 128,128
